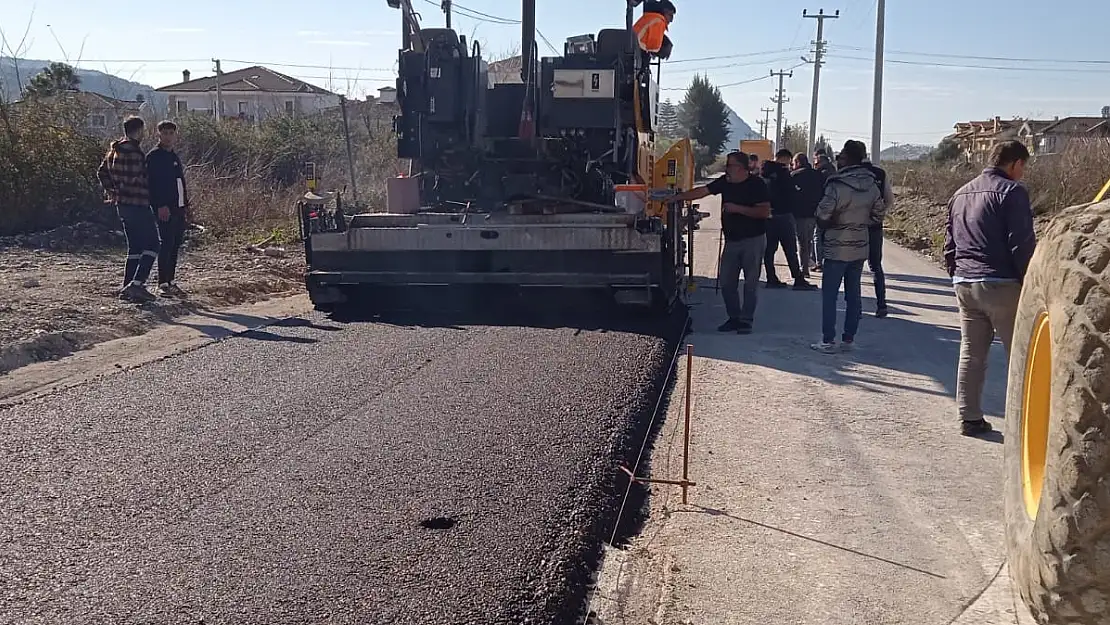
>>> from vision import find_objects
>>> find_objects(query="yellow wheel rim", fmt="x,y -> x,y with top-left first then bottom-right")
1022,313 -> 1052,520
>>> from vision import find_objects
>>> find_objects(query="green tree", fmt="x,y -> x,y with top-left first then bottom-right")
780,122 -> 832,157
24,62 -> 80,98
658,98 -> 681,139
677,74 -> 730,174
930,137 -> 962,163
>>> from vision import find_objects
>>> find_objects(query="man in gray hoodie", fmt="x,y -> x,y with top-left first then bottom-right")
811,140 -> 887,353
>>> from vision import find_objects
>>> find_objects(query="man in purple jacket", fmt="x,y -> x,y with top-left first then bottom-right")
944,140 -> 1037,437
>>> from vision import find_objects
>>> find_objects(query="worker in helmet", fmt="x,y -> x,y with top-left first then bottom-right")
634,0 -> 675,59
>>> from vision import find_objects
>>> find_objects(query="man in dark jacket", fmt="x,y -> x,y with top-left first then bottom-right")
944,140 -> 1036,437
97,116 -> 159,303
790,153 -> 825,277
761,149 -> 817,290
146,120 -> 191,297
814,148 -> 837,177
861,156 -> 896,318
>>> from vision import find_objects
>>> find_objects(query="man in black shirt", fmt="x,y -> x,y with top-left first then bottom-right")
761,149 -> 817,291
671,151 -> 772,334
146,120 -> 191,297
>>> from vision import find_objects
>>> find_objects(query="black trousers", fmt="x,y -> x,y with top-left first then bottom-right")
157,209 -> 186,285
764,214 -> 804,283
117,204 -> 161,286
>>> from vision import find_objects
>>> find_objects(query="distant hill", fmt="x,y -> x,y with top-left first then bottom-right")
879,143 -> 933,162
0,57 -> 165,110
725,106 -> 760,147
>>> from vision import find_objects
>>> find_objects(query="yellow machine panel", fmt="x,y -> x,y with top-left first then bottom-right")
740,139 -> 774,164
646,138 -> 694,217
637,131 -> 655,189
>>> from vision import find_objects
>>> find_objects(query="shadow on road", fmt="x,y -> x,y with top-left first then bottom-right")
688,278 -> 1011,421
324,286 -> 689,338
886,273 -> 954,288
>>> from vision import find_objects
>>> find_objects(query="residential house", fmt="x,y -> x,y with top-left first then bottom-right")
1017,118 -> 1058,155
156,66 -> 340,122
947,117 -> 1026,164
1034,115 -> 1110,155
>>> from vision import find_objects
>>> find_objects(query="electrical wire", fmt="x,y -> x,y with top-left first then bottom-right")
827,53 -> 1110,74
223,59 -> 394,72
665,46 -> 808,65
832,44 -> 1110,66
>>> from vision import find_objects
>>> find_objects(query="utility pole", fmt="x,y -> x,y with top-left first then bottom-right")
212,58 -> 223,120
871,0 -> 886,163
770,69 -> 793,149
442,0 -> 452,29
802,9 -> 838,157
761,107 -> 774,140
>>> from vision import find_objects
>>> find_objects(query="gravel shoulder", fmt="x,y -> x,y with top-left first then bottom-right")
0,223 -> 304,375
590,195 -> 1037,625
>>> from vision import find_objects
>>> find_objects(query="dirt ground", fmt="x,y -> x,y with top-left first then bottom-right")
0,221 -> 304,374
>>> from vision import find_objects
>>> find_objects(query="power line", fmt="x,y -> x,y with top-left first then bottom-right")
665,56 -> 798,75
664,46 -> 808,65
827,53 -> 1110,74
223,59 -> 394,72
660,62 -> 807,92
421,0 -> 519,24
832,44 -> 1110,66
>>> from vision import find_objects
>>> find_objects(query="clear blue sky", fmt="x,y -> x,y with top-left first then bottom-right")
6,0 -> 1110,148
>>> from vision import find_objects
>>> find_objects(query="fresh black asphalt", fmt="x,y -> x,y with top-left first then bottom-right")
1,308 -> 685,624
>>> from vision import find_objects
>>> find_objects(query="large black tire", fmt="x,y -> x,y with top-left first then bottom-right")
1004,200 -> 1110,624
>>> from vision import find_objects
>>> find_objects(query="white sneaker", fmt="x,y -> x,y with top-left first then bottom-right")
810,341 -> 839,354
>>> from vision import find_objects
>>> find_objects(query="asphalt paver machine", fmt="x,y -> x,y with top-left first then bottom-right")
300,0 -> 700,313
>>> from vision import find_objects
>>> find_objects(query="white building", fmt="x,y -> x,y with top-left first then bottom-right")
157,66 -> 340,122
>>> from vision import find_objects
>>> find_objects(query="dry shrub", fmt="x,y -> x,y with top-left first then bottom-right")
0,98 -> 107,235
888,140 -> 1110,216
0,99 -> 403,238
885,141 -> 1110,263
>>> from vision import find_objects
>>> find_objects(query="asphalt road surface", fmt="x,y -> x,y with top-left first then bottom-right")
1,304 -> 685,625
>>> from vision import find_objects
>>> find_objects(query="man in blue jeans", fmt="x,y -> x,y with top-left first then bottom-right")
811,140 -> 886,353
862,156 -> 896,318
97,116 -> 160,303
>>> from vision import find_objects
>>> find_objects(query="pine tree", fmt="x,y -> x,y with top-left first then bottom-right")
658,98 -> 681,139
25,62 -> 80,98
677,74 -> 730,175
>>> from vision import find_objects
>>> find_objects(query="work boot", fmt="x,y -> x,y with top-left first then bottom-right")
793,279 -> 819,291
119,283 -> 155,303
717,318 -> 741,333
159,282 -> 187,298
961,419 -> 994,437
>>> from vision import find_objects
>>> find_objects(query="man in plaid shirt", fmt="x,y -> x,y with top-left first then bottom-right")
97,116 -> 161,303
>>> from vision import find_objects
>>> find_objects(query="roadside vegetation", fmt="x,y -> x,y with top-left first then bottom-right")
883,140 -> 1110,263
0,63 -> 402,238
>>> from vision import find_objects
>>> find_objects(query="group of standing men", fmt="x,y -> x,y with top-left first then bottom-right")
96,116 -> 191,303
673,139 -> 892,351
